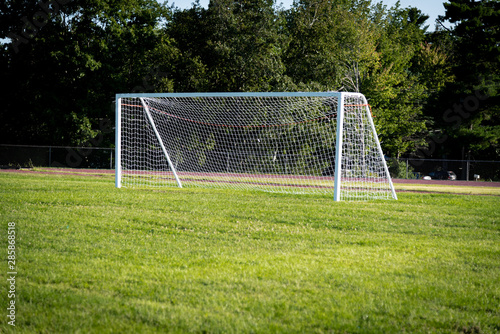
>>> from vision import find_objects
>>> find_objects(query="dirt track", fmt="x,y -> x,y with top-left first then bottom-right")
2,168 -> 499,188
392,178 -> 500,187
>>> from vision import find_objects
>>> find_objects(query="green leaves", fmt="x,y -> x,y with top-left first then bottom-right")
1,0 -> 497,160
427,0 -> 500,160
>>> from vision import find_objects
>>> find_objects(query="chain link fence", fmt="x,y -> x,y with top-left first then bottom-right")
0,144 -> 114,169
388,158 -> 500,182
1,144 -> 499,181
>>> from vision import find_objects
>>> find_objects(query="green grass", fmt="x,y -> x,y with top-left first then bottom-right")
0,172 -> 499,333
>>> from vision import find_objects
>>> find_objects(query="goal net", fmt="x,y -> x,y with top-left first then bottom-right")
115,92 -> 397,201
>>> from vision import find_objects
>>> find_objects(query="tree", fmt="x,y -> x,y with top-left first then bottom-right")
358,3 -> 431,157
204,0 -> 287,91
4,0 -> 492,165
283,1 -> 434,158
430,0 -> 500,160
284,0 -> 378,90
169,2 -> 210,91
0,0 -> 177,146
170,0 -> 287,92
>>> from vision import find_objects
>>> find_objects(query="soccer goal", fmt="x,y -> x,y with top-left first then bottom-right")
115,92 -> 397,201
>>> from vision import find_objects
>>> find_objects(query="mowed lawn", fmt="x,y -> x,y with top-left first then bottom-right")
0,171 -> 499,333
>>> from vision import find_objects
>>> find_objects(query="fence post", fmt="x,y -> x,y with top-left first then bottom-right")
406,158 -> 409,179
466,160 -> 470,181
48,147 -> 52,167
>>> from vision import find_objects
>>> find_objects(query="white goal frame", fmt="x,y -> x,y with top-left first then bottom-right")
115,92 -> 397,201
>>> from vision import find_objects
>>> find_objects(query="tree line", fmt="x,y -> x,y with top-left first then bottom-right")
0,0 -> 498,161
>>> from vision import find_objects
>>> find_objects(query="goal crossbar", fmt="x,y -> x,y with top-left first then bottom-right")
115,92 -> 397,201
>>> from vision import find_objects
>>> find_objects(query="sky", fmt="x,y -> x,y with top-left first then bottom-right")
169,0 -> 449,31
379,0 -> 449,30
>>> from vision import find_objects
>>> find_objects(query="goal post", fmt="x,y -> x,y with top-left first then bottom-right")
115,92 -> 397,201
333,92 -> 344,201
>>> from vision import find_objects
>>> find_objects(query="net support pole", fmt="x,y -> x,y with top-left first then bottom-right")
140,98 -> 183,188
360,94 -> 398,200
115,97 -> 122,188
333,93 -> 345,201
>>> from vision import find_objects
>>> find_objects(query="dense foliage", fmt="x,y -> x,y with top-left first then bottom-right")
0,0 -> 498,160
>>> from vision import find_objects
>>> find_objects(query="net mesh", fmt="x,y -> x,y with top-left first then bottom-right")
118,93 -> 396,200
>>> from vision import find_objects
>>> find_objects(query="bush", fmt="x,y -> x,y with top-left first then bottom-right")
388,158 -> 415,179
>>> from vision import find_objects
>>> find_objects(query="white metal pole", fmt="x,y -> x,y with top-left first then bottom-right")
360,94 -> 398,200
115,97 -> 122,188
333,93 -> 345,201
139,98 -> 183,188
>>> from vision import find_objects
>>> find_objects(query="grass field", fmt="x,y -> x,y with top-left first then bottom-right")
0,171 -> 499,333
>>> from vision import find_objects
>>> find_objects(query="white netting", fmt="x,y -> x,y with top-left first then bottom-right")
118,93 -> 396,200
340,95 -> 395,200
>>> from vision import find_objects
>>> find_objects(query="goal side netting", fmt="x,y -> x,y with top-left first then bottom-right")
115,92 -> 397,201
